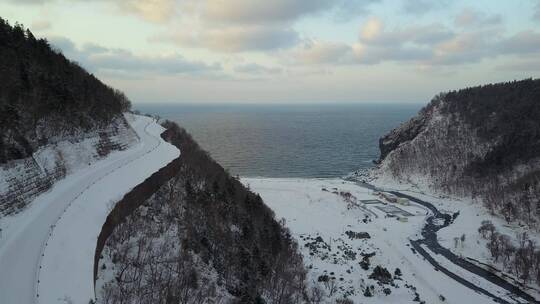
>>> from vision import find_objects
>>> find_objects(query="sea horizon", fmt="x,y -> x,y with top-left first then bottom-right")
136,102 -> 422,178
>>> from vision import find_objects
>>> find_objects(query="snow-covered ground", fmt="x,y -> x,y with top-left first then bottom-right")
0,115 -> 138,216
369,174 -> 540,298
0,114 -> 179,304
242,178 -> 535,303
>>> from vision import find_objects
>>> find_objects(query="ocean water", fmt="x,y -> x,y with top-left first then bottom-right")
135,103 -> 422,178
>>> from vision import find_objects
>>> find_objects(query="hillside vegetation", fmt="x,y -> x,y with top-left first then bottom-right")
374,79 -> 540,286
0,18 -> 135,216
377,79 -> 540,226
97,121 -> 307,303
0,18 -> 131,164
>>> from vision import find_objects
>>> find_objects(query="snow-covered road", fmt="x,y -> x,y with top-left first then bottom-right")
0,114 -> 179,304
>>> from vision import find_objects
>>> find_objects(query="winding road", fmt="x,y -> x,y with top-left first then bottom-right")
357,182 -> 539,304
0,114 -> 179,304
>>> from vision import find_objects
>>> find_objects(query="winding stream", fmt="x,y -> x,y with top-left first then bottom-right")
357,182 -> 538,304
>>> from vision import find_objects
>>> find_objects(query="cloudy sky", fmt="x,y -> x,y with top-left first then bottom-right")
2,0 -> 540,104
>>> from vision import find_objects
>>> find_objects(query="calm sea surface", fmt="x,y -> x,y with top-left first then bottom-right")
135,103 -> 422,178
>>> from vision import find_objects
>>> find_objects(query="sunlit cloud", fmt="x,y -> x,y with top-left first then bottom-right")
1,0 -> 538,102
115,0 -> 177,22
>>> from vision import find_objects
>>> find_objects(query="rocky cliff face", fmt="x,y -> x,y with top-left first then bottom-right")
375,79 -> 540,226
0,116 -> 137,216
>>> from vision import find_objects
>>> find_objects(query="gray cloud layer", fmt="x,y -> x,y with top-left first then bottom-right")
288,10 -> 540,68
152,26 -> 300,52
234,63 -> 283,74
534,0 -> 540,21
50,37 -> 221,75
149,0 -> 378,52
401,0 -> 451,16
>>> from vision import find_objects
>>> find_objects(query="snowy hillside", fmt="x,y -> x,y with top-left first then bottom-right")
359,79 -> 540,293
0,115 -> 138,216
371,79 -> 540,227
369,175 -> 540,297
93,121 -> 307,304
0,114 -> 179,304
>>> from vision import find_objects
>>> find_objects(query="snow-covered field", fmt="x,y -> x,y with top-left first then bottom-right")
369,174 -> 540,298
243,178 -> 535,303
0,114 -> 179,304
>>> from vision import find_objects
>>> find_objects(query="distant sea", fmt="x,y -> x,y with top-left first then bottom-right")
135,103 -> 422,178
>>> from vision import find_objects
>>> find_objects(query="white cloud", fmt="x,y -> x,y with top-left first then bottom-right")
401,0 -> 450,16
49,37 -> 221,75
149,0 -> 378,52
360,17 -> 383,40
359,18 -> 453,46
289,40 -> 353,65
496,55 -> 540,72
283,14 -> 540,69
201,0 -> 331,24
534,0 -> 540,21
499,30 -> 540,55
152,26 -> 299,52
115,0 -> 177,22
234,63 -> 282,74
454,8 -> 502,28
30,19 -> 52,31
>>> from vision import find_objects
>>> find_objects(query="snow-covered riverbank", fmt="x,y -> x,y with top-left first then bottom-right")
242,177 -> 538,303
369,174 -> 540,298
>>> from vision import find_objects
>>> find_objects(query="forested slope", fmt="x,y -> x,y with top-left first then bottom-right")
96,121 -> 307,303
375,79 -> 540,226
0,18 -> 131,163
0,18 -> 135,215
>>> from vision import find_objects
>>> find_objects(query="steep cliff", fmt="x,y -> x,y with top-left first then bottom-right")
375,79 -> 540,226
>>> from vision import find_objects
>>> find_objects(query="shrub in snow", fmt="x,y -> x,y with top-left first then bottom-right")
368,265 -> 393,284
363,286 -> 373,297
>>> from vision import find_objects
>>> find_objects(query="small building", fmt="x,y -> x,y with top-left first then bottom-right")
396,197 -> 410,206
381,192 -> 398,203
